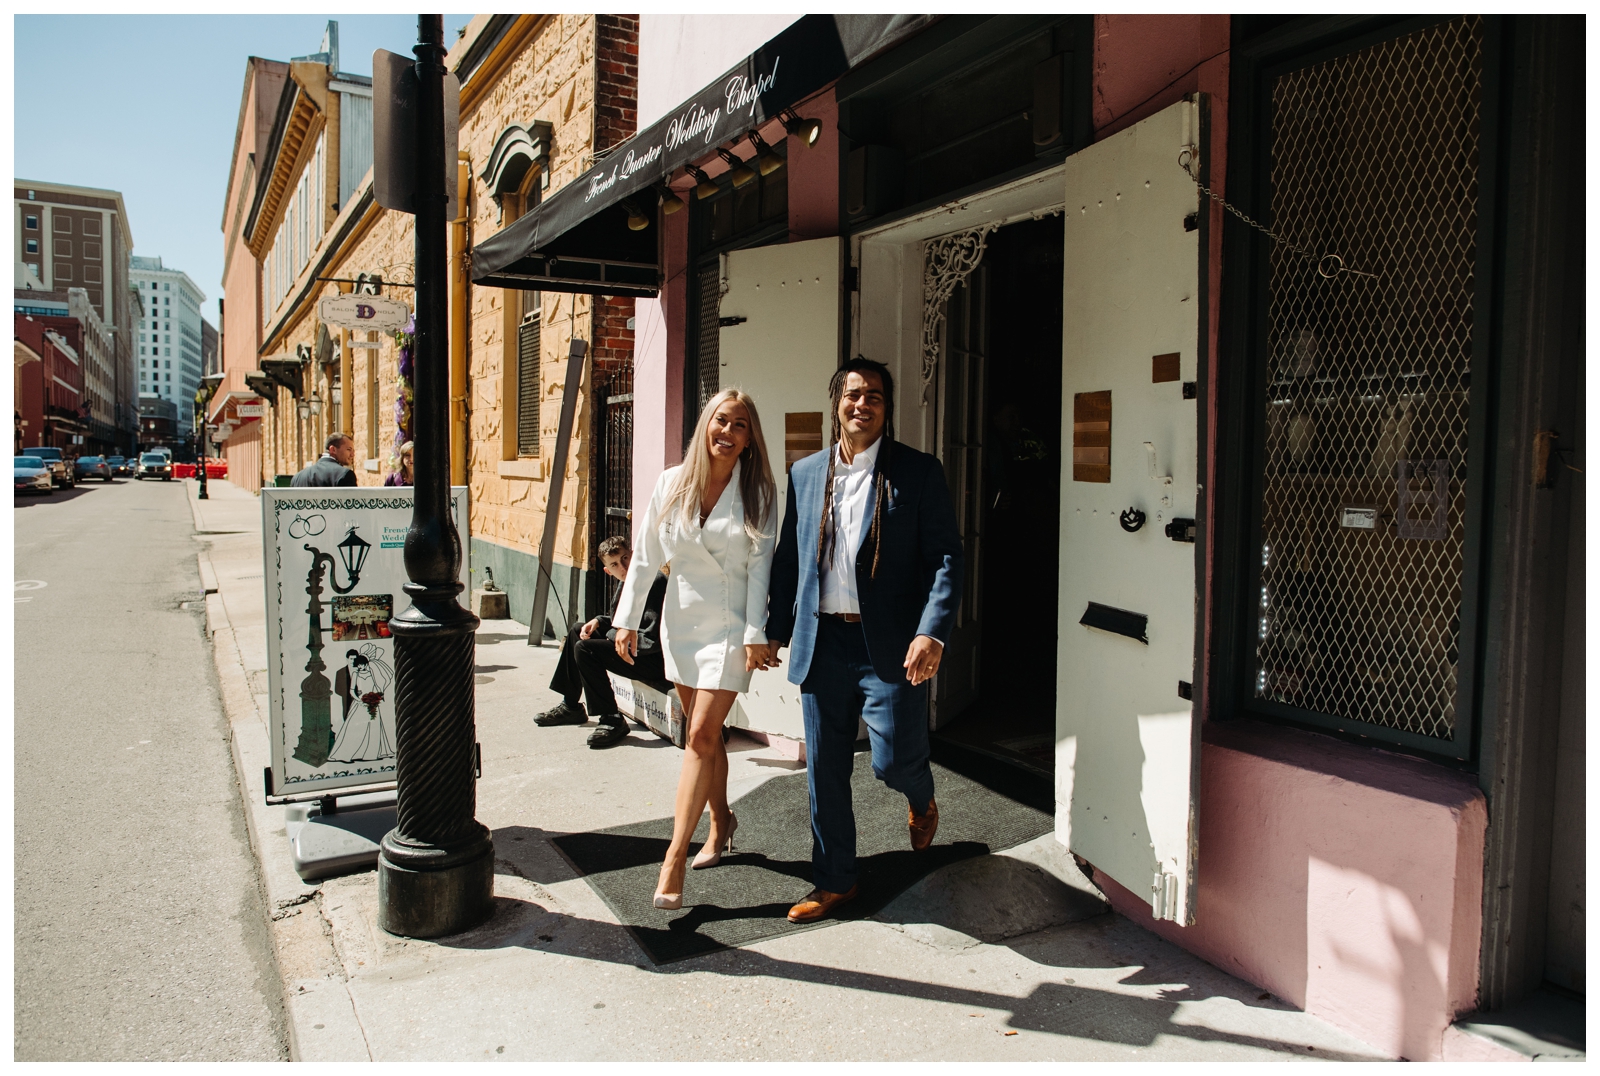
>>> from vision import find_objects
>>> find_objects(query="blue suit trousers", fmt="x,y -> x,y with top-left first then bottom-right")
801,615 -> 936,893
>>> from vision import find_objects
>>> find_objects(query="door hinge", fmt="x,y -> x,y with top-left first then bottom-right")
1151,870 -> 1180,921
718,315 -> 747,327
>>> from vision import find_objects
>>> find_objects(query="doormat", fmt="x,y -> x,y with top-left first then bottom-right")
552,754 -> 1053,965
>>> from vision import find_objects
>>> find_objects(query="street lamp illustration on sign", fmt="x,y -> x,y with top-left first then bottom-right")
294,526 -> 375,767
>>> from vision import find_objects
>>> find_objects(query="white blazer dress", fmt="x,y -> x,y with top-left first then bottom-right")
614,462 -> 776,693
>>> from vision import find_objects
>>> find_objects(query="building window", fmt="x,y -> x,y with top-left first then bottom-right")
163,283 -> 170,291
25,238 -> 37,253
54,216 -> 71,234
82,217 -> 100,236
55,239 -> 72,257
24,215 -> 37,229
1237,15 -> 1487,759
83,266 -> 101,284
54,263 -> 71,281
83,242 -> 100,260
516,300 -> 541,457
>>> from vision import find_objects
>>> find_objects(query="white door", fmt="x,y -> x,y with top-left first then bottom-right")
719,236 -> 844,740
1055,100 -> 1202,924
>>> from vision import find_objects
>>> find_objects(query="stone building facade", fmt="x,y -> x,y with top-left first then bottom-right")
215,15 -> 640,629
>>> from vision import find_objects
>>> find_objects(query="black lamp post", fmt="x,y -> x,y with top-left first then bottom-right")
196,372 -> 225,499
377,14 -> 492,938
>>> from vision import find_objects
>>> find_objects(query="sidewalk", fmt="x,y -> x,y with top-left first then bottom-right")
188,477 -> 1386,1062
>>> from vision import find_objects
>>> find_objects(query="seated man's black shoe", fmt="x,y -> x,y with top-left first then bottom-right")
534,700 -> 587,727
587,717 -> 630,749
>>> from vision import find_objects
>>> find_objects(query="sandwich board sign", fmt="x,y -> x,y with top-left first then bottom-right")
263,486 -> 468,799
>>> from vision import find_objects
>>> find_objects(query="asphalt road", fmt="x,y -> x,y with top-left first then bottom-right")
14,477 -> 286,1061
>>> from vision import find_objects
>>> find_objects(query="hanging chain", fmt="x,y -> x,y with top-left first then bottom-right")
1178,147 -> 1378,281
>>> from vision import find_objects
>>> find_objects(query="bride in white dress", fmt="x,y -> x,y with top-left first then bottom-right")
329,643 -> 395,764
613,388 -> 778,909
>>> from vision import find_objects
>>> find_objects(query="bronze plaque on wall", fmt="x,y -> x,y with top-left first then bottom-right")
1073,390 -> 1111,483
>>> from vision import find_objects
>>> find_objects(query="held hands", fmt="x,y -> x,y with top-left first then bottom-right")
613,627 -> 638,665
745,642 -> 783,673
579,617 -> 602,640
903,635 -> 943,686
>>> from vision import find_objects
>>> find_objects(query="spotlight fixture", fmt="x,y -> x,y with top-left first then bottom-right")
781,108 -> 822,147
747,130 -> 785,176
686,164 -> 720,201
621,198 -> 650,231
716,146 -> 757,190
657,183 -> 685,216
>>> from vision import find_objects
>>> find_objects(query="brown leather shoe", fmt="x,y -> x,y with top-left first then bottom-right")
786,885 -> 859,923
909,797 -> 939,851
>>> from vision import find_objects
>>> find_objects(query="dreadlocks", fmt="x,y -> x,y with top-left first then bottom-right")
818,357 -> 896,581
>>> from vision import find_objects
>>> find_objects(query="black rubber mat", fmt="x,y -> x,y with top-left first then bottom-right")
552,754 -> 1053,965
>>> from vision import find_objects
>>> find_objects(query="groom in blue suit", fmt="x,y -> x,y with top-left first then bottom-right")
767,357 -> 964,923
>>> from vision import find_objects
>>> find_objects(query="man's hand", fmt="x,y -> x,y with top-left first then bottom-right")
613,628 -> 638,666
903,635 -> 944,686
579,617 -> 602,640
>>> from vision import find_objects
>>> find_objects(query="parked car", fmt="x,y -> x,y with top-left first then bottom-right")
74,455 -> 113,482
14,456 -> 53,495
22,446 -> 74,488
106,455 -> 131,476
135,452 -> 173,481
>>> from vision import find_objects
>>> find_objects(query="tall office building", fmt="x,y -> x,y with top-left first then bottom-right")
14,179 -> 138,452
129,256 -> 205,438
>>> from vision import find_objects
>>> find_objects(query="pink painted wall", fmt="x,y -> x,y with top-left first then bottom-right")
786,88 -> 839,242
1093,720 -> 1487,1061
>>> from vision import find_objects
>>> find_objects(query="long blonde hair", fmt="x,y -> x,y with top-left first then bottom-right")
667,388 -> 776,537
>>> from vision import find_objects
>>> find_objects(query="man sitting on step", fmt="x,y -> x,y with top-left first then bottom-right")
533,535 -> 668,748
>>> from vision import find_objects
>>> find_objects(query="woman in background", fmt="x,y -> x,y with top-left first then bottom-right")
384,441 -> 414,487
613,388 -> 779,910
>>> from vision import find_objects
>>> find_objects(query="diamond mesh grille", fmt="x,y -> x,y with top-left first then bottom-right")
1252,16 -> 1483,740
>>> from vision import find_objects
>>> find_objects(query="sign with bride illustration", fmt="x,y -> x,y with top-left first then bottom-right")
262,487 -> 468,798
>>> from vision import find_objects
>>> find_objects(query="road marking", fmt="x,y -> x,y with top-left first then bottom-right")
15,580 -> 47,591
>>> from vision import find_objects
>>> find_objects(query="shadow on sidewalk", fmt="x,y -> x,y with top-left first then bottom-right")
426,864 -> 1372,1059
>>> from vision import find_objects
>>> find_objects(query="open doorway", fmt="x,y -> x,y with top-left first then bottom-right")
932,214 -> 1064,778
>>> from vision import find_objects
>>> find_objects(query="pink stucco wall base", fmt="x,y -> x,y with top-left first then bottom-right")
1092,720 -> 1487,1061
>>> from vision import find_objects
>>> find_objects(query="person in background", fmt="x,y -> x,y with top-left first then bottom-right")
290,432 -> 358,487
533,535 -> 669,749
384,441 -> 414,487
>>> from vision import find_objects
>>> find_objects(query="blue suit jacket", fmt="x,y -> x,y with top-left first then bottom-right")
767,439 -> 964,685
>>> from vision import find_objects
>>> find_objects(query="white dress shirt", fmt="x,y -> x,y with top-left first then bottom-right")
818,436 -> 882,615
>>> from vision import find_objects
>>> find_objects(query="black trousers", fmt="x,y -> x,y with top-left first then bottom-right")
549,623 -> 665,716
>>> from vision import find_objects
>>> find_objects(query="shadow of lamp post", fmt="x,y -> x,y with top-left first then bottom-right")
294,528 -> 372,768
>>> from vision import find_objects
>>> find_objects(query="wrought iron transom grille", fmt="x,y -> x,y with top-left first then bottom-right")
695,260 -> 722,417
1252,16 -> 1483,741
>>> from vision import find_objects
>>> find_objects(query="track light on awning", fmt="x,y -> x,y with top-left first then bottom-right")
687,164 -> 720,201
658,184 -> 685,216
716,147 -> 757,190
748,131 -> 785,176
781,108 -> 822,147
621,198 -> 650,231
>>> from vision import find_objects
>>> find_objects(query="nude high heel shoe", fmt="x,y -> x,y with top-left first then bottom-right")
654,854 -> 687,909
692,812 -> 738,870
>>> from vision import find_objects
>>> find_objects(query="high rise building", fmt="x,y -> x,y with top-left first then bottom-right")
129,256 -> 205,438
14,179 -> 138,452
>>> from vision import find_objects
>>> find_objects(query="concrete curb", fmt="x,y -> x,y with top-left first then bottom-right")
191,482 -> 373,1062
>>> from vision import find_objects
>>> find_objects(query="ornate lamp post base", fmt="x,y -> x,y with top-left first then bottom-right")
377,594 -> 492,938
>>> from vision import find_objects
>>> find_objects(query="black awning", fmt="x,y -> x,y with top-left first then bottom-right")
471,15 -> 934,296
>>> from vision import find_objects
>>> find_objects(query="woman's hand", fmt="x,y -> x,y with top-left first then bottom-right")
744,643 -> 781,672
614,628 -> 638,666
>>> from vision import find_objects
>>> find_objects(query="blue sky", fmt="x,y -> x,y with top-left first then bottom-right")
15,14 -> 472,325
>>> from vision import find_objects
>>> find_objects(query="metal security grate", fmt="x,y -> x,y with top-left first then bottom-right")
600,364 -> 634,611
516,313 -> 541,456
695,260 -> 721,415
1252,16 -> 1483,740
